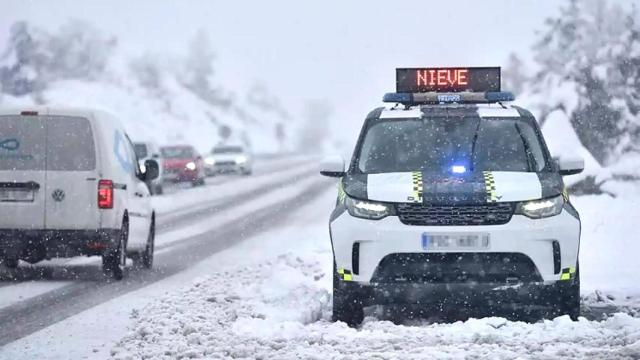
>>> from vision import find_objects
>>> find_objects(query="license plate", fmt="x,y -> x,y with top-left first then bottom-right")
0,189 -> 34,202
422,233 -> 490,250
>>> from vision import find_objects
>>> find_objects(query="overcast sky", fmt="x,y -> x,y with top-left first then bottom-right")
3,1 -> 573,147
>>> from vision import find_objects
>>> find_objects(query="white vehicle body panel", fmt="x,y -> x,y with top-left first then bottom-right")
330,210 -> 580,284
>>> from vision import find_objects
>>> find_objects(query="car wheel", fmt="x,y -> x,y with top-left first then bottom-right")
558,265 -> 580,321
141,218 -> 155,269
103,221 -> 127,280
332,262 -> 364,327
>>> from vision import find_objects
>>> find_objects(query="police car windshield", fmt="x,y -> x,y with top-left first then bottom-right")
357,116 -> 547,174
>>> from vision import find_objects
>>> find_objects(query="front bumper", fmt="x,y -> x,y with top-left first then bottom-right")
205,162 -> 248,175
330,210 -> 580,284
163,169 -> 199,182
0,229 -> 121,261
338,278 -> 577,312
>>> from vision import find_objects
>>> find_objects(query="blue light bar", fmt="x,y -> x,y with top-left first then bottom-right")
485,91 -> 515,102
382,91 -> 515,106
382,93 -> 412,103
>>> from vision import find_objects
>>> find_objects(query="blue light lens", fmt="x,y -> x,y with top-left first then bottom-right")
451,165 -> 466,174
382,93 -> 412,103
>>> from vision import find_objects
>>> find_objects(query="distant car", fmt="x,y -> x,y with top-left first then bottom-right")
0,108 -> 159,279
134,141 -> 164,195
160,145 -> 206,186
204,145 -> 253,176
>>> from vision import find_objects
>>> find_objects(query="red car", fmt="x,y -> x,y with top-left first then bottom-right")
160,145 -> 206,186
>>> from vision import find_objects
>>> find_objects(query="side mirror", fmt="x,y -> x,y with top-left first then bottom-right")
320,155 -> 346,177
144,159 -> 160,180
152,153 -> 160,159
556,156 -> 584,176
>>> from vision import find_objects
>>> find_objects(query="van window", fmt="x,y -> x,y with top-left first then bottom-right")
0,115 -> 47,171
46,116 -> 96,171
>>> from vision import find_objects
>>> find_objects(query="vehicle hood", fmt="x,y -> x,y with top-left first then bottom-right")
343,171 -> 563,205
163,158 -> 192,168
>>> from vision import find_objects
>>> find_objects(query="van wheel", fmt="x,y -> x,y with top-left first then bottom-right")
103,222 -> 127,280
141,219 -> 155,269
332,262 -> 364,327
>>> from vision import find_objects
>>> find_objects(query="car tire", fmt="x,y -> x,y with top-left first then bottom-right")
332,262 -> 364,327
141,218 -> 155,269
558,265 -> 581,321
191,178 -> 204,187
546,263 -> 580,321
103,221 -> 127,280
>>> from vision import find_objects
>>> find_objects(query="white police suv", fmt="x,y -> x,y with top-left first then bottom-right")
320,67 -> 585,325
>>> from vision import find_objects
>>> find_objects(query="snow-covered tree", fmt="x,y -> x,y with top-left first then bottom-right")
0,22 -> 40,95
529,0 -> 639,165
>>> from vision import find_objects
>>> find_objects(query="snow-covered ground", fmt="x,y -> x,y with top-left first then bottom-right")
104,184 -> 640,359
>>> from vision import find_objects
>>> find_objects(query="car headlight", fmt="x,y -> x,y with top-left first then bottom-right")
235,155 -> 247,164
345,197 -> 394,220
139,163 -> 146,173
185,161 -> 197,170
204,157 -> 215,165
516,195 -> 564,219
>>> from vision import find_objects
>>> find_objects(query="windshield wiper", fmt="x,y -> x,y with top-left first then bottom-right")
469,118 -> 482,172
514,123 -> 537,172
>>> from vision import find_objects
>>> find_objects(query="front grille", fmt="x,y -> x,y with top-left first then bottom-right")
371,253 -> 542,284
164,168 -> 180,174
215,161 -> 236,166
396,202 -> 514,226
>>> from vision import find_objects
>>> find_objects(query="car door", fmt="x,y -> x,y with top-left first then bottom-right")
123,134 -> 152,250
0,114 -> 46,229
44,116 -> 100,230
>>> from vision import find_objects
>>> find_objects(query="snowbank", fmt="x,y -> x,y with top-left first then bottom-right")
112,252 -> 640,360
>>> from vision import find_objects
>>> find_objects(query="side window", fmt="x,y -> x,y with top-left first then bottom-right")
124,134 -> 142,179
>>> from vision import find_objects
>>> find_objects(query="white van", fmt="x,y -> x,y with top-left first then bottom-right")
0,107 -> 159,280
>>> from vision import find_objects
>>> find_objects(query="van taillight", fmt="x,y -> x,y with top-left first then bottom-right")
98,180 -> 114,209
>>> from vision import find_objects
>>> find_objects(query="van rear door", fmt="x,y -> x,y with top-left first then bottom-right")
44,116 -> 100,230
0,115 -> 47,229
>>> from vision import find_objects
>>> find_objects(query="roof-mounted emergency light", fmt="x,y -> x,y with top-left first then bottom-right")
383,91 -> 515,105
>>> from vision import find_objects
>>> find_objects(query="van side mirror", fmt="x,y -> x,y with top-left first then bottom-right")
320,155 -> 346,177
556,156 -> 584,176
144,159 -> 160,180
